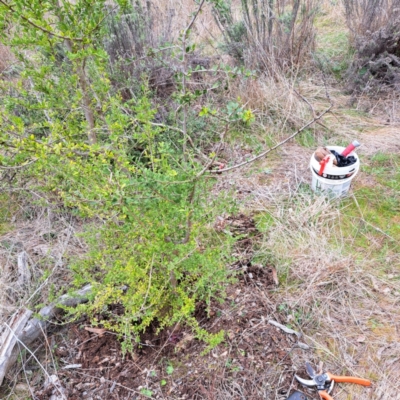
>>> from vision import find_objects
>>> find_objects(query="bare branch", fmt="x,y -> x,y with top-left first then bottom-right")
210,104 -> 333,174
196,123 -> 229,178
173,181 -> 197,245
184,0 -> 207,35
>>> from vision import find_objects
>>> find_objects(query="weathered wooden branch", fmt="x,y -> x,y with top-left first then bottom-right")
0,309 -> 32,388
17,251 -> 31,287
0,284 -> 92,387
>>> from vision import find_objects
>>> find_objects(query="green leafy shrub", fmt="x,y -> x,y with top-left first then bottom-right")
0,0 -> 237,352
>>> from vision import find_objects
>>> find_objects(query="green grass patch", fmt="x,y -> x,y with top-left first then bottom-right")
317,30 -> 349,59
341,188 -> 400,241
295,128 -> 319,148
340,108 -> 370,118
338,153 -> 400,259
364,152 -> 400,190
314,19 -> 354,79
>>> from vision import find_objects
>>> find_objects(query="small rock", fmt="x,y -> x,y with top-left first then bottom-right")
14,383 -> 30,395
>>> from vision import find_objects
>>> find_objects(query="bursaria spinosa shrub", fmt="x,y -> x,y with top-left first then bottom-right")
0,0 -> 237,352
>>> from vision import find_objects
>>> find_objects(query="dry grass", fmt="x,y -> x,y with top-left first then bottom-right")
0,43 -> 14,73
0,202 -> 87,398
211,50 -> 400,396
230,74 -> 313,132
207,167 -> 400,400
0,205 -> 86,326
204,119 -> 400,399
262,191 -> 400,399
143,0 -> 221,45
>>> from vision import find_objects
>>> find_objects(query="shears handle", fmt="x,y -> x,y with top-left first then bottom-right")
327,373 -> 371,386
319,390 -> 334,400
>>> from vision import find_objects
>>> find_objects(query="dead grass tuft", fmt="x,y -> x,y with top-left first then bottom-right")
0,206 -> 86,325
230,74 -> 313,131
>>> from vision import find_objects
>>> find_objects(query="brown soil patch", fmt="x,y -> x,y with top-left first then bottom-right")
30,214 -> 310,400
34,283 -> 302,400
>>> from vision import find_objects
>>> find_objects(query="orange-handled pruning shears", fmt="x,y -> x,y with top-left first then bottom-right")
295,362 -> 371,400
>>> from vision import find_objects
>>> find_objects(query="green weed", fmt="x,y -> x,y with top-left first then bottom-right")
365,153 -> 400,190
140,388 -> 153,397
295,128 -> 318,148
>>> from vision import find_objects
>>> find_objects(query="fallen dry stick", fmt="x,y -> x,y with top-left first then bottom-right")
0,284 -> 92,387
268,319 -> 301,337
84,326 -> 107,337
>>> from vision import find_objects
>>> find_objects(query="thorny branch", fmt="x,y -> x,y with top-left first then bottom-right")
180,0 -> 206,161
173,180 -> 197,245
175,120 -> 230,244
184,0 -> 206,35
196,123 -> 229,178
209,103 -> 334,174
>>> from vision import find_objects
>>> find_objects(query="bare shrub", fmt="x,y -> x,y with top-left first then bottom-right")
212,0 -> 318,73
103,2 -> 176,100
343,0 -> 400,93
343,0 -> 394,38
103,1 -> 215,102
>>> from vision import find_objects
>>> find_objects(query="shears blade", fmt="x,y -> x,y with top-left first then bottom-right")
295,375 -> 316,387
305,362 -> 316,378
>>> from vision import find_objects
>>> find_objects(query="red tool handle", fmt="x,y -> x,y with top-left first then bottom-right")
327,372 -> 371,386
319,155 -> 329,175
341,140 -> 360,157
319,390 -> 334,400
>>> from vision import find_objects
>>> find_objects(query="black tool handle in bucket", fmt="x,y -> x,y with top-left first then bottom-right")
286,391 -> 309,400
312,167 -> 356,180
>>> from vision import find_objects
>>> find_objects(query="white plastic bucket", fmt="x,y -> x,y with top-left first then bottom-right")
309,145 -> 360,198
